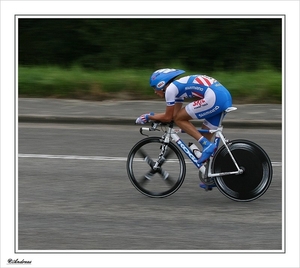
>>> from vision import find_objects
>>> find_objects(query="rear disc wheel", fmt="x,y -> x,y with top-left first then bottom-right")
212,139 -> 273,202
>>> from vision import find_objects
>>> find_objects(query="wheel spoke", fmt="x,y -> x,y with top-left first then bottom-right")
144,170 -> 155,180
137,174 -> 151,188
137,148 -> 177,186
137,148 -> 147,159
163,174 -> 176,186
137,148 -> 155,169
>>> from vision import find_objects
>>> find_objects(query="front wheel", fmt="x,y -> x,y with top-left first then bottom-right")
212,139 -> 273,202
126,137 -> 186,198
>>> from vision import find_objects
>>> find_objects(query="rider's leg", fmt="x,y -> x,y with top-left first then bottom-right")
174,108 -> 216,164
201,123 -> 214,141
173,108 -> 202,140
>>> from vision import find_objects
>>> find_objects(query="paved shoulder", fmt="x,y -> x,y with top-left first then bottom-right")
18,98 -> 282,129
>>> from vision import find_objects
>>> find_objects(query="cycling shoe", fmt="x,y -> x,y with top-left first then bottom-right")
199,183 -> 216,191
197,140 -> 216,164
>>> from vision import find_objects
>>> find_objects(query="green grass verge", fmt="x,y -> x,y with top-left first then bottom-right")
18,65 -> 282,103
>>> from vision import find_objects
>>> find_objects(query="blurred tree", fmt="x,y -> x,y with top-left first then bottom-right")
18,18 -> 282,71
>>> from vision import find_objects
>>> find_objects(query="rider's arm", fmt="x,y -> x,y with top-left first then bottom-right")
148,105 -> 175,122
173,102 -> 183,117
148,84 -> 181,122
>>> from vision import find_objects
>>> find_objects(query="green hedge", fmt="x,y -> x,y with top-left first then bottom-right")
18,66 -> 282,103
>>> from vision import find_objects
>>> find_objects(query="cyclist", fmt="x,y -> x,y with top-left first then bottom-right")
135,68 -> 232,188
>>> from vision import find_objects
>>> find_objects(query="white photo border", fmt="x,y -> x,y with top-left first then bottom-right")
1,1 -> 299,268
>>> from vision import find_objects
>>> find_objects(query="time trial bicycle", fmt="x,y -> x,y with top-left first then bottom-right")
126,107 -> 273,202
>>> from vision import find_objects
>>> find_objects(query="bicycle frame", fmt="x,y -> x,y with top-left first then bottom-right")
140,107 -> 244,178
168,127 -> 243,177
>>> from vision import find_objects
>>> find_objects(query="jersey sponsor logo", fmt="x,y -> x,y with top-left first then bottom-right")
185,86 -> 204,91
192,99 -> 207,108
197,106 -> 220,117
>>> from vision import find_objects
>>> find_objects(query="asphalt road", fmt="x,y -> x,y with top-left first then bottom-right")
18,123 -> 282,251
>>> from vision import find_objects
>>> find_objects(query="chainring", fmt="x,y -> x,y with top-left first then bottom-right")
198,162 -> 215,185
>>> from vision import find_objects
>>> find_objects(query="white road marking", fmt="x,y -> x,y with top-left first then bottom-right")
18,154 -> 282,166
18,154 -> 128,161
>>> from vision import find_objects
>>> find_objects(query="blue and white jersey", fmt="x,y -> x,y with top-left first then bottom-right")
165,75 -> 220,106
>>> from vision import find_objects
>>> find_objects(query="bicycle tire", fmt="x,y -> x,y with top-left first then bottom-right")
126,137 -> 186,198
212,139 -> 273,202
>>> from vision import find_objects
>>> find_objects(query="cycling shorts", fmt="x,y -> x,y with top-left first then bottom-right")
185,85 -> 232,129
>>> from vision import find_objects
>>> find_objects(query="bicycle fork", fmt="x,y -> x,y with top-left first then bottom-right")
144,139 -> 170,180
148,129 -> 184,182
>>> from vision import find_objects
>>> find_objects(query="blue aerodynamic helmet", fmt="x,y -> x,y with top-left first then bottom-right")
150,68 -> 185,90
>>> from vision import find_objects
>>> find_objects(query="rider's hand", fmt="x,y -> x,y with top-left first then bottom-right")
135,112 -> 154,124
